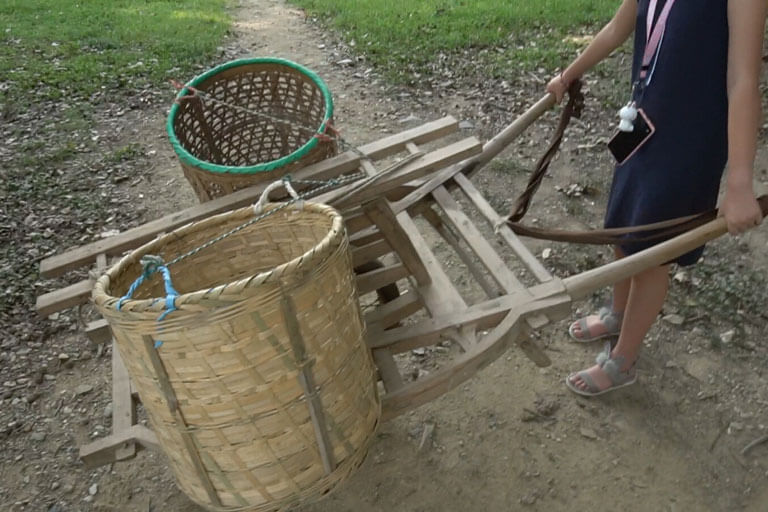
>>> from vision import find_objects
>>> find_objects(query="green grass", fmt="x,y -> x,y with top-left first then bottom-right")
0,0 -> 230,104
294,0 -> 617,79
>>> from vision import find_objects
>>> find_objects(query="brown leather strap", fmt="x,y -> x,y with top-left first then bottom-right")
506,80 -> 585,222
507,195 -> 768,245
502,83 -> 767,245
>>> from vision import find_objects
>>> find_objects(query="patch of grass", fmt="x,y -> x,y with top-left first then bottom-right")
0,0 -> 230,104
294,0 -> 616,79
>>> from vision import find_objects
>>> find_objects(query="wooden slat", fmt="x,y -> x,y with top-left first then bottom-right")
280,294 -> 336,474
36,280 -> 93,317
356,264 -> 409,296
111,343 -> 137,460
369,282 -> 570,353
79,424 -> 159,468
85,319 -> 111,345
142,335 -> 222,507
351,238 -> 391,268
364,290 -> 422,330
363,198 -> 430,286
396,212 -> 476,349
372,348 -> 405,392
420,206 -> 500,298
39,117 -> 460,279
453,173 -> 552,283
323,137 -> 483,210
432,185 -> 526,293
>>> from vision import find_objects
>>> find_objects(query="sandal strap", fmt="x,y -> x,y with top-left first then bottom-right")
598,354 -> 636,386
597,306 -> 623,332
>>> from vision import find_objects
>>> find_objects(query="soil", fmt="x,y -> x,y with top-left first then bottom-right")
3,0 -> 768,511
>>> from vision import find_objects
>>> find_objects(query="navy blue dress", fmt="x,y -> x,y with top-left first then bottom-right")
603,0 -> 729,266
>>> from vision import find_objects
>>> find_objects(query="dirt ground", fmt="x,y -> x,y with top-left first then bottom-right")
4,0 -> 768,511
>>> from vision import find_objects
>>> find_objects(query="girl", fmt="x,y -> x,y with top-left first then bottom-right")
546,0 -> 765,396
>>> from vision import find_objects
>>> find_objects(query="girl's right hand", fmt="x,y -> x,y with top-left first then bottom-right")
547,74 -> 569,103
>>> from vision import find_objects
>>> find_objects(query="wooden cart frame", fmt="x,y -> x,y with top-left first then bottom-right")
35,95 -> 732,468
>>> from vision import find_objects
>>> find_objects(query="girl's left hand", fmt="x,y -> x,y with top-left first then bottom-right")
719,184 -> 764,234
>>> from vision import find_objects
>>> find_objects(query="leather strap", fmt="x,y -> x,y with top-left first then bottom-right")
502,83 -> 768,245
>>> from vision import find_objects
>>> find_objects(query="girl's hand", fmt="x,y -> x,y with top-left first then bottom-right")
719,181 -> 764,234
546,74 -> 569,103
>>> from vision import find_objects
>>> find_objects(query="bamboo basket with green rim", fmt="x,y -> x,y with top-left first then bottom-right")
92,201 -> 380,511
167,58 -> 338,203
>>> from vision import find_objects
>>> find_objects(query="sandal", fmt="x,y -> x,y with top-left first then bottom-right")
568,306 -> 622,343
565,351 -> 637,397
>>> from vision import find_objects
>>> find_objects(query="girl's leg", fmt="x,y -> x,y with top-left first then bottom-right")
568,262 -> 670,392
570,247 -> 630,338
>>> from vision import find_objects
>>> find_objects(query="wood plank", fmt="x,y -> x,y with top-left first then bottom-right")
351,238 -> 391,268
420,206 -> 500,298
364,290 -> 422,330
281,294 -> 336,474
39,117 -> 459,279
369,286 -> 570,353
363,198 -> 430,286
381,309 -> 526,421
141,335 -> 222,507
36,280 -> 93,317
85,319 -> 111,345
355,264 -> 409,296
453,173 -> 552,283
432,185 -> 526,293
112,343 -> 137,460
322,137 -> 483,210
372,348 -> 405,393
396,212 -> 476,349
79,424 -> 159,468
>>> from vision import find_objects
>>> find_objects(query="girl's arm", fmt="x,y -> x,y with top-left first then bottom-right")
548,0 -> 638,101
719,0 -> 767,234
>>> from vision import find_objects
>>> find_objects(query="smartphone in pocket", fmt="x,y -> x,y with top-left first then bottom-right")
608,108 -> 655,164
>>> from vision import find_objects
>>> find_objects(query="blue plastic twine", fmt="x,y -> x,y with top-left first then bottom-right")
116,255 -> 179,349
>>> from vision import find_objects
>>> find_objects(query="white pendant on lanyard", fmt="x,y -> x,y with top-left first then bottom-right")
616,0 -> 676,132
618,102 -> 638,132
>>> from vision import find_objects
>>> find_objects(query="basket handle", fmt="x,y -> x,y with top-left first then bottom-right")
253,177 -> 301,214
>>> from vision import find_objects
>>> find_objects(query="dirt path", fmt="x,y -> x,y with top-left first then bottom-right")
5,1 -> 767,511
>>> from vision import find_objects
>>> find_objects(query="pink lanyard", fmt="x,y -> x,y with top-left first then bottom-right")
639,0 -> 677,82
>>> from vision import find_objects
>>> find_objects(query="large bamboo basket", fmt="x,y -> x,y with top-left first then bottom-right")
167,58 -> 338,202
92,202 -> 380,511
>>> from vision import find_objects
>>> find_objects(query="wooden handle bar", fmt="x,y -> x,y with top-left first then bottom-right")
563,216 -> 729,300
468,93 -> 556,175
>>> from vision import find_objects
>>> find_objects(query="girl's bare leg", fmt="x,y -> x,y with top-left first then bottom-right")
570,247 -> 630,338
568,262 -> 670,392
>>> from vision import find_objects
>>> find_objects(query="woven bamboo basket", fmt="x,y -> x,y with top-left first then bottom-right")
167,58 -> 338,202
92,201 -> 380,511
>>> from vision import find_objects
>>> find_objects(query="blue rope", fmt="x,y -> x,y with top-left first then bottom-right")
117,256 -> 179,349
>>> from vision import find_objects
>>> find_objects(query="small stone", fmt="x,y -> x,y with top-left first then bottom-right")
51,482 -> 60,491
58,353 -> 70,361
30,432 -> 46,442
458,120 -> 474,130
580,427 -> 598,440
541,248 -> 553,260
398,114 -> 421,124
75,384 -> 93,396
103,402 -> 113,419
411,348 -> 426,356
88,483 -> 98,496
62,484 -> 74,494
62,406 -> 73,415
336,58 -> 354,66
662,314 -> 685,326
79,351 -> 92,361
720,330 -> 735,344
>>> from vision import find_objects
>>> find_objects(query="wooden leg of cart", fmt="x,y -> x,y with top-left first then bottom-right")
79,338 -> 160,467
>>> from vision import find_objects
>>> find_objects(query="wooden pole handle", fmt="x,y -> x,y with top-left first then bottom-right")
563,216 -> 728,300
469,93 -> 556,173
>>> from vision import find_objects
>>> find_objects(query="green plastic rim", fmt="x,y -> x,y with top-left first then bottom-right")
166,57 -> 334,175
